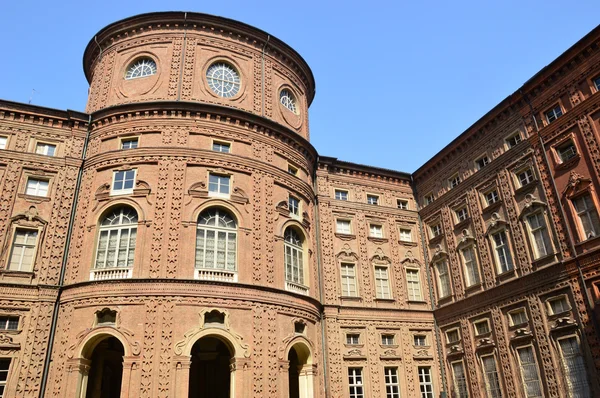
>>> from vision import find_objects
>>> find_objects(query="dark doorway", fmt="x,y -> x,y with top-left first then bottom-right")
188,337 -> 231,398
85,336 -> 124,398
288,347 -> 300,398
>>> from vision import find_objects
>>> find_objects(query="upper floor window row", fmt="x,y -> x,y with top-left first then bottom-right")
545,104 -> 563,124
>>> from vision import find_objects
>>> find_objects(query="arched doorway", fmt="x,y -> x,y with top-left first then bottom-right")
287,342 -> 313,398
85,336 -> 125,398
188,336 -> 232,398
288,347 -> 301,398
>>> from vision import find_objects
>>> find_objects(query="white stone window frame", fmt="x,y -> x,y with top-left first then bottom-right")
544,102 -> 564,125
283,227 -> 308,295
288,194 -> 301,219
203,58 -> 244,100
374,264 -> 392,299
430,222 -> 442,238
334,188 -> 349,201
110,169 -> 137,196
124,57 -> 158,80
480,353 -> 503,398
417,366 -> 435,398
455,206 -> 468,223
0,315 -> 20,331
405,267 -> 423,302
207,171 -> 232,198
346,333 -> 361,345
287,163 -> 298,176
336,218 -> 352,235
450,360 -> 469,398
475,153 -> 490,170
554,334 -> 591,397
508,307 -> 529,327
445,327 -> 461,344
434,258 -> 452,299
347,367 -> 365,398
119,135 -> 140,150
399,227 -> 412,242
523,209 -> 554,260
570,190 -> 600,241
380,333 -> 396,346
25,176 -> 50,197
340,262 -> 358,297
424,192 -> 434,206
592,74 -> 600,92
473,319 -> 491,336
513,344 -> 544,398
366,193 -> 380,205
552,136 -> 579,164
211,139 -> 232,154
279,87 -> 300,115
195,208 -> 238,281
459,244 -> 481,287
7,226 -> 41,272
369,223 -> 384,238
505,130 -> 523,150
515,166 -> 535,188
546,294 -> 571,316
0,135 -> 8,150
448,173 -> 461,189
396,198 -> 409,210
489,228 -> 515,275
483,188 -> 500,207
383,367 -> 400,398
33,140 -> 58,157
413,334 -> 428,347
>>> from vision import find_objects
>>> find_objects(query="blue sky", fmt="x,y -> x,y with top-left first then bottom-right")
0,1 -> 598,172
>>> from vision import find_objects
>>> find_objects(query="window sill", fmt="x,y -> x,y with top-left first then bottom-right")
531,253 -> 557,269
555,154 -> 580,171
0,270 -> 35,282
367,236 -> 388,243
380,344 -> 399,349
340,295 -> 362,301
482,200 -> 503,214
464,282 -> 482,294
575,234 -> 600,246
208,192 -> 231,199
407,299 -> 427,304
428,234 -> 443,244
399,240 -> 418,247
437,295 -> 454,306
514,181 -> 537,195
18,193 -> 51,203
375,297 -> 395,302
110,190 -> 134,196
453,218 -> 471,231
335,232 -> 356,241
496,268 -> 516,283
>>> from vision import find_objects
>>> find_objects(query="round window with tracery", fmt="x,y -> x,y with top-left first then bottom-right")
125,58 -> 157,80
280,89 -> 298,114
206,62 -> 241,98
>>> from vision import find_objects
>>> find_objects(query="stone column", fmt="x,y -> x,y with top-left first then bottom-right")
172,356 -> 191,398
299,364 -> 317,398
233,357 -> 252,397
121,356 -> 137,397
278,359 -> 290,398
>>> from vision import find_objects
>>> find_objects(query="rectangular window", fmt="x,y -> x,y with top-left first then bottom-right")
340,263 -> 357,297
431,224 -> 442,238
0,359 -> 10,398
374,266 -> 391,299
384,367 -> 400,398
0,317 -> 18,331
572,193 -> 600,239
492,231 -> 514,273
288,196 -> 300,216
516,346 -> 543,398
506,132 -> 522,149
474,320 -> 491,336
446,329 -> 460,344
414,335 -> 427,346
8,229 -> 38,272
346,334 -> 360,345
509,309 -> 528,326
112,170 -> 136,195
451,361 -> 469,398
557,337 -> 590,397
548,296 -> 570,315
212,141 -> 230,153
476,155 -> 490,170
335,189 -> 348,201
557,140 -> 577,162
485,189 -> 499,206
518,168 -> 534,186
462,246 -> 480,287
406,269 -> 422,301
208,174 -> 230,196
399,228 -> 412,242
336,219 -> 352,234
0,137 -> 6,150
456,207 -> 468,223
25,178 -> 49,197
121,138 -> 138,149
418,366 -> 434,398
287,165 -> 298,176
481,355 -> 503,398
526,213 -> 552,259
594,75 -> 600,91
348,368 -> 364,398
367,194 -> 379,205
35,142 -> 56,156
369,224 -> 383,238
381,334 -> 395,345
435,259 -> 451,298
397,199 -> 408,210
449,174 -> 461,188
545,104 -> 563,124
424,194 -> 434,205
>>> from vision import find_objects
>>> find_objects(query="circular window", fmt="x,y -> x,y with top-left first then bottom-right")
280,89 -> 298,114
206,62 -> 241,98
125,58 -> 157,80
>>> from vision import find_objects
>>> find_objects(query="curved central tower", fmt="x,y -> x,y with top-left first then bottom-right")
48,12 -> 321,398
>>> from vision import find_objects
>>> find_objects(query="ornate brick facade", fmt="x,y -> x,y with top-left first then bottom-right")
0,10 -> 598,398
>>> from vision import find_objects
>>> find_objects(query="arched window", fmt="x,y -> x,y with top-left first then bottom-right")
195,209 -> 237,280
92,206 -> 138,280
280,89 -> 298,114
284,227 -> 306,293
125,58 -> 157,80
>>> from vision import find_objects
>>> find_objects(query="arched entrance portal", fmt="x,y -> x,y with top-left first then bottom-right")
85,336 -> 125,398
288,347 -> 301,398
287,342 -> 313,398
188,337 -> 232,398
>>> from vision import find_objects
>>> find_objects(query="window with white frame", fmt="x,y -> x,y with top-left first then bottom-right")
348,368 -> 364,398
572,193 -> 600,239
455,207 -> 468,223
112,169 -> 136,195
280,89 -> 298,114
474,319 -> 491,336
288,196 -> 300,216
287,165 -> 298,176
418,366 -> 434,398
515,346 -> 543,398
506,132 -> 522,149
449,174 -> 461,189
369,224 -> 383,238
406,269 -> 422,301
451,361 -> 469,398
424,193 -> 434,205
414,335 -> 427,346
346,333 -> 360,345
446,329 -> 460,344
125,58 -> 157,79
435,259 -> 451,298
430,223 -> 442,238
384,367 -> 400,398
461,246 -> 480,287
374,266 -> 391,299
35,142 -> 56,156
545,104 -> 563,124
594,75 -> 600,91
381,334 -> 395,345
212,141 -> 230,153
509,309 -> 528,326
0,359 -> 10,398
0,316 -> 18,331
25,178 -> 49,197
208,174 -> 230,196
121,137 -> 138,150
481,355 -> 503,398
284,228 -> 304,287
195,208 -> 237,272
518,168 -> 535,186
547,296 -> 570,315
485,189 -> 500,206
8,229 -> 38,272
340,263 -> 357,297
557,336 -> 590,397
556,139 -> 577,163
0,136 -> 7,150
367,194 -> 379,205
492,230 -> 514,274
397,199 -> 408,210
476,155 -> 490,170
335,189 -> 348,201
336,219 -> 352,234
399,228 -> 412,242
94,206 -> 137,272
526,212 -> 552,259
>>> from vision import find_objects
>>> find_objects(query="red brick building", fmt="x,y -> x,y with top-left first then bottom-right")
0,11 -> 598,398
